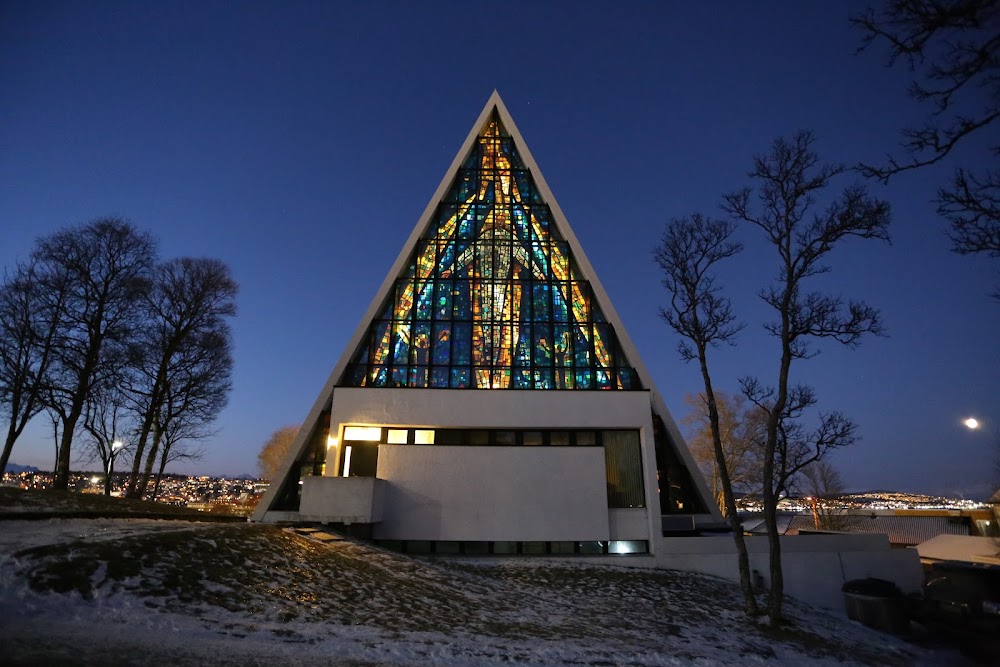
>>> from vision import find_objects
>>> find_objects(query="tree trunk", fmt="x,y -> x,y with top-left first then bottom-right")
136,424 -> 162,499
699,351 -> 758,616
0,424 -> 18,478
104,451 -> 114,496
151,443 -> 171,501
125,408 -> 157,498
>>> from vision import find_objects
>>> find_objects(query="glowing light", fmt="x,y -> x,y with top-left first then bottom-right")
386,429 -> 408,444
343,426 -> 381,441
342,446 -> 353,477
414,429 -> 435,444
90,476 -> 100,484
964,418 -> 980,429
327,435 -> 338,449
112,440 -> 124,452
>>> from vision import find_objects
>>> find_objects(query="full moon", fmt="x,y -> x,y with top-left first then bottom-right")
964,418 -> 980,429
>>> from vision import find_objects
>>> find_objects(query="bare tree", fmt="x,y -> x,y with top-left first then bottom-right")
258,425 -> 300,482
0,260 -> 66,474
681,391 -> 765,514
149,408 -> 210,502
854,0 -> 999,294
723,130 -> 891,624
653,214 -> 759,615
125,258 -> 237,498
33,217 -> 155,490
801,460 -> 849,531
81,377 -> 135,496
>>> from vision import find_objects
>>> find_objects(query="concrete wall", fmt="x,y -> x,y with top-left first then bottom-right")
300,476 -> 384,524
656,534 -> 924,612
373,445 -> 610,541
609,509 -> 649,540
329,387 -> 660,546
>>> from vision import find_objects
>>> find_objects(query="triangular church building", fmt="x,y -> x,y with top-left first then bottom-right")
253,92 -> 720,555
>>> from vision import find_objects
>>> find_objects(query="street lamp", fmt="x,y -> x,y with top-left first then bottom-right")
963,417 -> 980,430
106,440 -> 124,495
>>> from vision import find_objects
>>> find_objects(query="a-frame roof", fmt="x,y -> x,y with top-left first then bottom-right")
253,91 -> 719,521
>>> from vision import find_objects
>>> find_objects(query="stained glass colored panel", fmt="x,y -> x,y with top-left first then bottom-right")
339,110 -> 639,390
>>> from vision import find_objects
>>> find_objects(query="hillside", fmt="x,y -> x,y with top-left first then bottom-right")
0,492 -> 964,666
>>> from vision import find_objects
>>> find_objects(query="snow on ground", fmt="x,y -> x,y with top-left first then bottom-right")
0,519 -> 968,666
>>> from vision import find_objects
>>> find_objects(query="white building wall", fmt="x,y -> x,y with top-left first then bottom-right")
656,534 -> 924,612
327,387 -> 660,546
373,445 -> 609,541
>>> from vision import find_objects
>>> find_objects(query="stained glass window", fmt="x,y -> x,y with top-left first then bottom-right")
341,110 -> 639,390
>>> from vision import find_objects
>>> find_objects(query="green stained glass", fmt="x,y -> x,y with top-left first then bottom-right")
340,110 -> 639,390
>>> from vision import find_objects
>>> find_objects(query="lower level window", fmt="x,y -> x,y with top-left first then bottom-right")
373,539 -> 649,556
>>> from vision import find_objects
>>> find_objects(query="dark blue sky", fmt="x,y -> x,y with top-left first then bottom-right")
2,1 -> 997,496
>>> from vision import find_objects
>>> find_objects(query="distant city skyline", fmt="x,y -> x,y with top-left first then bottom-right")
1,2 -> 997,497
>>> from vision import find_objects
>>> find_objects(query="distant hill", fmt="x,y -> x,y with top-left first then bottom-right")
4,463 -> 41,474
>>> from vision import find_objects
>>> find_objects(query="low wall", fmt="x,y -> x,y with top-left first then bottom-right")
656,534 -> 923,612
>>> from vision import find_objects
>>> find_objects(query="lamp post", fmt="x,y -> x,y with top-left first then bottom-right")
106,440 -> 124,496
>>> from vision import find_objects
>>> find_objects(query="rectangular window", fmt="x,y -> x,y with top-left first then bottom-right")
434,429 -> 465,445
386,429 -> 408,445
603,430 -> 645,508
343,426 -> 381,442
463,542 -> 489,555
550,541 -> 575,554
469,430 -> 490,445
609,540 -> 648,555
494,431 -> 516,446
522,431 -> 544,446
521,541 -> 547,555
414,429 -> 435,445
406,540 -> 432,554
436,541 -> 461,554
492,541 -> 517,554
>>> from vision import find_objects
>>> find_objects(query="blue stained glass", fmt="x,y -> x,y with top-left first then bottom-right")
532,284 -> 551,321
345,365 -> 366,386
339,109 -> 638,391
430,367 -> 449,387
392,323 -> 410,364
415,283 -> 433,320
552,289 -> 569,323
450,368 -> 470,388
574,330 -> 590,367
411,323 -> 431,365
432,323 -> 451,364
512,207 -> 530,239
434,279 -> 452,318
452,323 -> 471,364
453,283 -> 471,318
533,323 -> 552,364
409,367 -> 428,387
457,171 -> 477,201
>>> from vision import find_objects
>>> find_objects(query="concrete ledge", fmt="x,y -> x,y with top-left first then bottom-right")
299,476 -> 385,524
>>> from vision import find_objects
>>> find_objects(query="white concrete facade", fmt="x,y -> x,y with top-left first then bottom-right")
373,445 -> 609,541
299,476 -> 385,524
324,387 -> 660,546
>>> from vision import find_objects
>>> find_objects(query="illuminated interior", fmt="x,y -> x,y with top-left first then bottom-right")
341,110 -> 639,390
